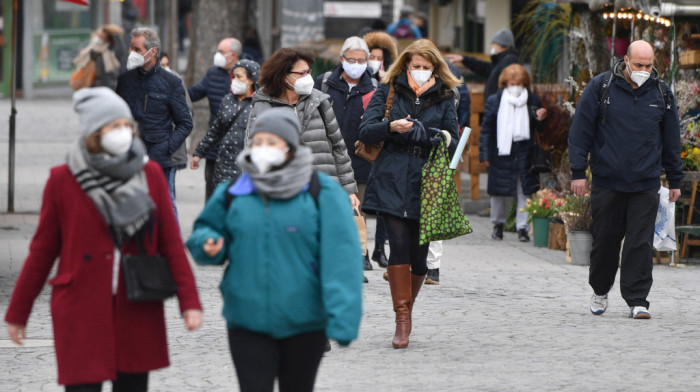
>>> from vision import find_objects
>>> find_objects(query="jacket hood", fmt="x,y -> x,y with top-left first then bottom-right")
362,31 -> 398,64
612,58 -> 659,81
252,88 -> 329,108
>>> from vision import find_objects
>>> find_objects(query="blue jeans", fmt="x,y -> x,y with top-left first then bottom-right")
161,166 -> 179,224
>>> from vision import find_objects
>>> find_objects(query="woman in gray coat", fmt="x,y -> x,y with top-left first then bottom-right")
246,48 -> 359,208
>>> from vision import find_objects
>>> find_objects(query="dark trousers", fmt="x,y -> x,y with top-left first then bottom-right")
204,158 -> 216,201
228,328 -> 326,392
589,184 -> 659,308
375,215 -> 388,245
65,372 -> 148,392
382,214 -> 429,275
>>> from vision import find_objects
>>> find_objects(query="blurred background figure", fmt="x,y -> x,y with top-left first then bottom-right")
72,25 -> 127,90
386,5 -> 422,39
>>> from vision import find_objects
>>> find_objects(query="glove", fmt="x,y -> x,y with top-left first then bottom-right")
407,118 -> 428,144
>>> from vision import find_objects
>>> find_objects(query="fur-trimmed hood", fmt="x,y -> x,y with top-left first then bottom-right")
362,31 -> 399,68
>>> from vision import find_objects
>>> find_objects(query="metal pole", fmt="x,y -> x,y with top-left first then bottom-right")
8,0 -> 18,213
611,12 -> 617,67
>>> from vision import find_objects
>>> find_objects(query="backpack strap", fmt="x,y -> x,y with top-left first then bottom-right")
320,71 -> 332,94
224,171 -> 321,210
597,71 -> 613,124
657,80 -> 671,113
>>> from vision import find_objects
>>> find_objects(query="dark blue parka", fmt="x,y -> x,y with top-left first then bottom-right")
479,89 -> 543,197
461,47 -> 519,100
359,73 -> 458,220
314,65 -> 376,183
568,59 -> 683,191
188,66 -> 231,160
116,64 -> 193,169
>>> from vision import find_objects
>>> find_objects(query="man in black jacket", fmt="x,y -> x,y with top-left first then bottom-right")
117,28 -> 193,221
568,40 -> 683,320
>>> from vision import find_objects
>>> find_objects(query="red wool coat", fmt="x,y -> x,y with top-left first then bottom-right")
4,161 -> 202,386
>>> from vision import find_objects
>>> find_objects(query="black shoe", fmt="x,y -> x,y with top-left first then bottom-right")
363,252 -> 373,270
363,274 -> 369,283
425,268 -> 440,285
518,228 -> 530,242
371,247 -> 389,268
491,224 -> 504,240
324,339 -> 332,352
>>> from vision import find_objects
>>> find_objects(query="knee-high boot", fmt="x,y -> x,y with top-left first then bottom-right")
408,272 -> 426,333
387,265 -> 412,349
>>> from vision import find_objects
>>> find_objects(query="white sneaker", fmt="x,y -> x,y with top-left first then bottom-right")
590,294 -> 608,315
630,306 -> 651,319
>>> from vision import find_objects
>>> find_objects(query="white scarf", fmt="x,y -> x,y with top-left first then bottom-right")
496,88 -> 530,156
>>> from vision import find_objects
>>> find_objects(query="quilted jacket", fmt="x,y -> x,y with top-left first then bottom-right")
188,66 -> 231,160
246,88 -> 358,194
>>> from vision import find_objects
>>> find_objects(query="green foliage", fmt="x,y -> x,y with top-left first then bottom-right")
311,57 -> 336,79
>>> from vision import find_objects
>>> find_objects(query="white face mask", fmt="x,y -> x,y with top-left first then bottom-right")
231,79 -> 248,95
409,69 -> 432,87
290,74 -> 314,95
506,85 -> 524,97
214,52 -> 229,68
101,127 -> 133,156
368,60 -> 382,75
627,61 -> 650,86
126,49 -> 151,71
250,145 -> 288,174
490,47 -> 498,55
92,36 -> 104,46
342,61 -> 367,80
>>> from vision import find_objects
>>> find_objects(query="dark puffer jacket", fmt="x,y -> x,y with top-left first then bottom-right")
116,64 -> 193,169
461,47 -> 519,99
359,73 -> 459,220
314,65 -> 376,183
246,88 -> 358,195
194,93 -> 252,187
188,66 -> 231,160
479,89 -> 543,197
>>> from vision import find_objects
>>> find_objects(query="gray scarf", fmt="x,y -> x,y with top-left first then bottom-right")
67,138 -> 155,245
237,146 -> 314,199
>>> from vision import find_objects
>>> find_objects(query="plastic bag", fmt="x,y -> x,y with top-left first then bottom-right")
654,186 -> 676,251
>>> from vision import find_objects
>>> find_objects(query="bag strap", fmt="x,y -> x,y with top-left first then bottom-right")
224,171 -> 321,210
383,84 -> 396,121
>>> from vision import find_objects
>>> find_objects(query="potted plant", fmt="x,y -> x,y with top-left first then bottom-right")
560,194 -> 593,265
522,189 -> 563,247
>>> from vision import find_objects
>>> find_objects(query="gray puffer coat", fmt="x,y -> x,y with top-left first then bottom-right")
246,88 -> 358,194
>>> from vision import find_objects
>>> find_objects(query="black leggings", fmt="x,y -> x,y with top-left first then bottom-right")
65,372 -> 148,392
228,328 -> 326,392
382,213 -> 429,275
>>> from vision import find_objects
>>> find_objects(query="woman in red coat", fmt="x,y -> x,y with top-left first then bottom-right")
4,87 -> 203,392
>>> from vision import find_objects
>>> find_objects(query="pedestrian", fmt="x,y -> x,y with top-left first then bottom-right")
72,25 -> 126,90
446,28 -> 519,99
314,37 -> 377,275
386,5 -> 422,40
479,64 -> 547,242
189,37 -> 243,200
413,11 -> 429,39
187,108 -> 362,392
362,30 -> 398,268
358,39 -> 460,348
568,40 -> 683,319
191,59 -> 260,188
247,48 -> 360,208
116,28 -> 193,222
4,87 -> 203,392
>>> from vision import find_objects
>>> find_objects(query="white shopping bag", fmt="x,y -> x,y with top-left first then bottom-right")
654,187 -> 676,251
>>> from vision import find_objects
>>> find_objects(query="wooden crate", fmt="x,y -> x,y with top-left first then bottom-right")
680,50 -> 700,66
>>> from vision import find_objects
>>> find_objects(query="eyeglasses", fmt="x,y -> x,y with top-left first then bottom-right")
289,70 -> 311,77
343,56 -> 368,65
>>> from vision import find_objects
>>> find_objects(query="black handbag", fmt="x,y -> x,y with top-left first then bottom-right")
531,145 -> 552,174
121,253 -> 178,302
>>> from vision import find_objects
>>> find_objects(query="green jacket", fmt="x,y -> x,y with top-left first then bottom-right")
187,172 -> 363,344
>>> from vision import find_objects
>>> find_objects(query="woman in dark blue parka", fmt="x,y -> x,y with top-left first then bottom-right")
479,64 -> 548,242
358,39 -> 459,349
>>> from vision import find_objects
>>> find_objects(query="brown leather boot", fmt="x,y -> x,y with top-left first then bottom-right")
408,272 -> 426,334
387,265 -> 412,349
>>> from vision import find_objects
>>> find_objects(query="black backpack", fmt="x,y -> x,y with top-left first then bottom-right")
224,171 -> 321,210
597,71 -> 671,124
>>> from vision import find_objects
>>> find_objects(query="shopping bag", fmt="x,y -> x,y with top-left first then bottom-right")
654,186 -> 676,251
69,59 -> 97,90
419,134 -> 472,245
353,208 -> 368,255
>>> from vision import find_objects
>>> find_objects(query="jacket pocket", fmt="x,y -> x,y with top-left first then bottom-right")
48,273 -> 74,287
144,91 -> 168,115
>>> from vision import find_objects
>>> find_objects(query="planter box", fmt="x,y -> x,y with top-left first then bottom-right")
548,222 -> 567,250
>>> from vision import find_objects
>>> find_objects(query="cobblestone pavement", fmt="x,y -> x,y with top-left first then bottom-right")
1,98 -> 700,391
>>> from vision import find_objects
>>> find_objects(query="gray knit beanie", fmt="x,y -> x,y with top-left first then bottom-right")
249,108 -> 300,148
491,29 -> 515,48
73,87 -> 133,135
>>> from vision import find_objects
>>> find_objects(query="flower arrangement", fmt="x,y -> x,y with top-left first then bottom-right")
522,189 -> 563,222
560,194 -> 592,232
681,114 -> 700,171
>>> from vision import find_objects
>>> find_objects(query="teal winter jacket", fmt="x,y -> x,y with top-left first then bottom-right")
187,172 -> 363,344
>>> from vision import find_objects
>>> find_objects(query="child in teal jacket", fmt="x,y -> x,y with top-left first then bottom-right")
187,108 -> 363,392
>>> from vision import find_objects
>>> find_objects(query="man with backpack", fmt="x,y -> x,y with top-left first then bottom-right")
568,40 -> 683,320
386,6 -> 422,40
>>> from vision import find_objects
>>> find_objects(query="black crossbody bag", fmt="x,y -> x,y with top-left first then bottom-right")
121,240 -> 178,302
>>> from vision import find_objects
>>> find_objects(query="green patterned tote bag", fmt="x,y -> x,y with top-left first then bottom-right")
419,135 -> 472,245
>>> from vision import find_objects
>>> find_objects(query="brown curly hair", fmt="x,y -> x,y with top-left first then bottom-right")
259,48 -> 315,98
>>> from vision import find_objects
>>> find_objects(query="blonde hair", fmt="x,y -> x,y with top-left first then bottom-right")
498,64 -> 531,89
384,39 -> 460,90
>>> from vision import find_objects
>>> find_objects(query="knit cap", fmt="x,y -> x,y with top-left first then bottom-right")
73,87 -> 133,135
249,108 -> 301,148
491,29 -> 515,48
